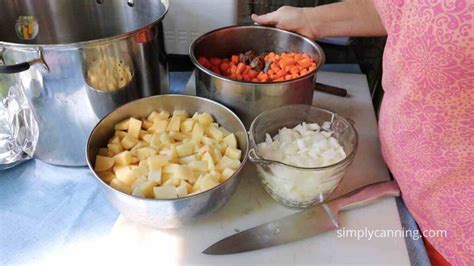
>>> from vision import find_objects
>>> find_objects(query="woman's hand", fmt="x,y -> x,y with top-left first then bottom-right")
251,1 -> 386,39
251,6 -> 321,39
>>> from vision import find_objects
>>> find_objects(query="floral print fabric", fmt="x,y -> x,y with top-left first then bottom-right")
374,0 -> 474,265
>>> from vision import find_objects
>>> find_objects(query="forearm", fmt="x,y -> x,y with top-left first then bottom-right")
305,0 -> 386,38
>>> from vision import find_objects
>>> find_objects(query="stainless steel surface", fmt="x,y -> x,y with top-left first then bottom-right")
203,181 -> 400,255
190,25 -> 325,128
0,0 -> 170,166
248,105 -> 358,208
86,95 -> 249,228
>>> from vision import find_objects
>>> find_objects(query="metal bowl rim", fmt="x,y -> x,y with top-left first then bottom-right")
85,94 -> 249,202
248,104 -> 358,171
189,25 -> 326,86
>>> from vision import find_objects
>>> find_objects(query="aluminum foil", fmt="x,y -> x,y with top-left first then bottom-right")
0,74 -> 38,170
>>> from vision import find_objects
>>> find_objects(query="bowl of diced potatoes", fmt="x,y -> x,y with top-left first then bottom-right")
86,94 -> 248,228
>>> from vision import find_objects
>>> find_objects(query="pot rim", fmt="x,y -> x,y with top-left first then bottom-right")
85,94 -> 250,203
189,25 -> 326,86
0,0 -> 169,49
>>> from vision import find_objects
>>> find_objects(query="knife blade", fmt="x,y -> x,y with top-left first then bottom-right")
203,181 -> 400,255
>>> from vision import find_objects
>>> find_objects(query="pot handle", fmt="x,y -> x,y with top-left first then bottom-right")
315,82 -> 348,97
0,58 -> 48,74
0,48 -> 49,74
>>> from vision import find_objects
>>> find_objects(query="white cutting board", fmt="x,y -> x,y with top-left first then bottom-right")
105,72 -> 410,265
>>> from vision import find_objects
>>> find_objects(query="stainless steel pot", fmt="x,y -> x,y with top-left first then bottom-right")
190,25 -> 325,127
0,0 -> 170,166
86,95 -> 249,228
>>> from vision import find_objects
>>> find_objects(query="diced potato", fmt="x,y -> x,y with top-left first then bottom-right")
216,156 -> 240,171
199,174 -> 220,191
147,111 -> 158,121
139,130 -> 149,141
95,155 -> 115,172
142,120 -> 153,130
115,130 -> 128,140
160,132 -> 172,145
158,111 -> 170,120
97,170 -> 115,183
109,136 -> 121,145
133,180 -> 157,198
148,167 -> 162,184
172,165 -> 195,182
142,134 -> 152,143
191,112 -> 199,121
98,148 -> 110,156
115,119 -> 130,130
202,152 -> 215,170
162,173 -> 173,184
221,168 -> 235,181
148,155 -> 169,169
181,119 -> 195,132
131,165 -> 148,178
153,119 -> 168,134
224,147 -> 241,160
130,141 -> 148,152
138,159 -> 148,169
218,127 -> 231,137
160,146 -> 178,163
149,133 -> 161,149
136,147 -> 157,161
176,182 -> 188,197
219,142 -> 228,155
114,151 -> 133,166
208,171 -> 222,183
107,143 -> 123,155
202,137 -> 218,147
223,133 -> 238,149
209,123 -> 219,128
188,160 -> 208,172
198,113 -> 214,126
163,163 -> 180,174
173,110 -> 189,119
176,142 -> 194,158
169,131 -> 190,142
167,116 -> 181,132
120,135 -> 138,150
209,146 -> 223,164
192,123 -> 204,141
128,118 -> 142,139
153,185 -> 177,199
178,154 -> 200,164
131,187 -> 145,197
130,156 -> 139,164
110,178 -> 132,194
206,127 -> 224,142
114,166 -> 138,186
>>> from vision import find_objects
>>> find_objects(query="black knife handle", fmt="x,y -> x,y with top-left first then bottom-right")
315,82 -> 348,97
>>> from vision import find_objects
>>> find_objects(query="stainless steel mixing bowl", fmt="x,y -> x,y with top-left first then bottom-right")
190,25 -> 325,128
86,95 -> 249,228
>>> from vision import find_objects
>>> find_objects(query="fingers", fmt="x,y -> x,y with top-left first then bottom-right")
251,11 -> 278,25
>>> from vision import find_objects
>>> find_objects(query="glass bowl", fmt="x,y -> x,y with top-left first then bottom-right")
248,105 -> 358,208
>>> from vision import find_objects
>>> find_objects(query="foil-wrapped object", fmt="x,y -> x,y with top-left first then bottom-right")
0,74 -> 38,170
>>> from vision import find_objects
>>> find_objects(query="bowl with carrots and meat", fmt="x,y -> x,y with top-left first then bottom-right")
190,25 -> 325,127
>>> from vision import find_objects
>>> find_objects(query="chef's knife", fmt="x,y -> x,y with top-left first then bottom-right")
203,181 -> 400,255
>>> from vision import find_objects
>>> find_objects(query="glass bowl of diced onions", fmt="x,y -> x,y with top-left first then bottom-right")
248,105 -> 358,208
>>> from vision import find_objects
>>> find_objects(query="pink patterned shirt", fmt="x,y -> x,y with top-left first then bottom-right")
374,1 -> 474,265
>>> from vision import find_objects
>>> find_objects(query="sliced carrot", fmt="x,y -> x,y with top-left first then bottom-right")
210,58 -> 222,66
290,66 -> 299,75
274,77 -> 284,82
248,69 -> 258,79
220,62 -> 229,72
236,63 -> 245,74
276,69 -> 287,79
236,74 -> 243,80
271,63 -> 281,73
259,73 -> 269,82
299,59 -> 312,68
231,55 -> 239,64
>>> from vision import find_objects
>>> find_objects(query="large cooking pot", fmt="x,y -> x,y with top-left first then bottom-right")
0,0 -> 169,166
190,25 -> 325,128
